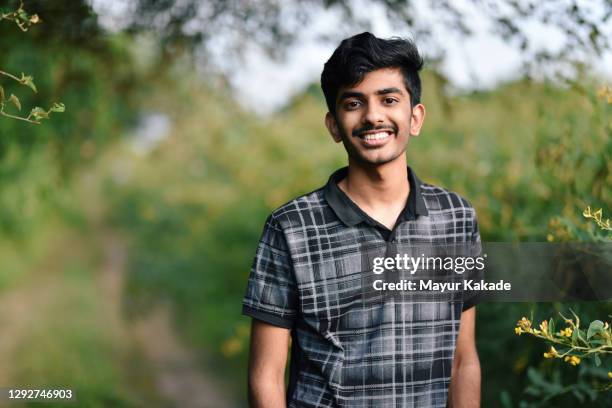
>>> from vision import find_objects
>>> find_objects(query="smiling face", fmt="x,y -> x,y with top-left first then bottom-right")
325,67 -> 425,167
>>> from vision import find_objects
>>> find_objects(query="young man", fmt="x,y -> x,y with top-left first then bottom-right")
243,32 -> 481,407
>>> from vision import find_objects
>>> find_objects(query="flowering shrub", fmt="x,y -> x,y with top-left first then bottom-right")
515,313 -> 611,375
0,1 -> 39,31
514,203 -> 612,403
0,1 -> 64,124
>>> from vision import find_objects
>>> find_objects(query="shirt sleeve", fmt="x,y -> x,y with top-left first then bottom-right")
462,210 -> 484,312
242,214 -> 298,329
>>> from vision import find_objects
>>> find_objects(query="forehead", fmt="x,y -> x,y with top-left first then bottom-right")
342,67 -> 406,94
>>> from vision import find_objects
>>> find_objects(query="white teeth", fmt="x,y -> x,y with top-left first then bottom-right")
363,132 -> 390,141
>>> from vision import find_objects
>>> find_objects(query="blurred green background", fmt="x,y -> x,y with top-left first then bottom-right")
0,0 -> 610,407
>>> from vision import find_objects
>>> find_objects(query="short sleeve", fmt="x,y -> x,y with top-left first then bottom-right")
242,214 -> 298,329
462,210 -> 484,311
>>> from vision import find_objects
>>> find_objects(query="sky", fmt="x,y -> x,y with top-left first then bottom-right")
91,0 -> 612,116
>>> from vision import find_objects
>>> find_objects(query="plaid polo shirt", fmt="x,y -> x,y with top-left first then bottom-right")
243,167 -> 482,407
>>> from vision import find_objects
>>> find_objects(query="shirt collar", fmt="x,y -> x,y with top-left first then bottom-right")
323,166 -> 429,227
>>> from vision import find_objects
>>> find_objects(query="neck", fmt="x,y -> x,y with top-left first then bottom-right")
340,156 -> 409,208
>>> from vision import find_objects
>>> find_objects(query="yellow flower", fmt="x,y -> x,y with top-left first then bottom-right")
564,355 -> 581,366
515,327 -> 523,335
517,317 -> 532,330
597,86 -> 612,103
221,338 -> 243,357
543,346 -> 559,359
539,320 -> 548,334
608,371 -> 612,379
558,327 -> 573,337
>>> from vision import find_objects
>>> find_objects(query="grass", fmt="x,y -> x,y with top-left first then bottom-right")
1,220 -> 165,407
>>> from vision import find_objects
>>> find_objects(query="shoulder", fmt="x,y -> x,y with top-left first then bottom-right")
419,181 -> 476,217
267,187 -> 328,229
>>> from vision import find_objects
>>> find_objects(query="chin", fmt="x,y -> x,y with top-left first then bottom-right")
342,139 -> 407,166
355,154 -> 402,166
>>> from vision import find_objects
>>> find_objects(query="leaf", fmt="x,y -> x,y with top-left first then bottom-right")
571,326 -> 579,343
9,94 -> 21,111
524,385 -> 541,397
577,381 -> 598,401
571,388 -> 585,403
587,320 -> 604,339
30,107 -> 48,120
593,208 -> 602,222
527,367 -> 546,387
548,318 -> 555,336
50,102 -> 65,113
499,391 -> 513,408
19,73 -> 37,93
575,328 -> 588,345
594,354 -> 601,366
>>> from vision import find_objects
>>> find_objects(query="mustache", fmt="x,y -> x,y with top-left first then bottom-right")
352,124 -> 397,137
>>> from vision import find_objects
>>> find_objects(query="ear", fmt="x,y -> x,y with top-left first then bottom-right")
325,112 -> 342,143
409,103 -> 426,136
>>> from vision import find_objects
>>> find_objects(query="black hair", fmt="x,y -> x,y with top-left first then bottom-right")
321,32 -> 424,115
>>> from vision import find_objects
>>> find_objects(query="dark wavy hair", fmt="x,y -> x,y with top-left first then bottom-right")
321,32 -> 424,115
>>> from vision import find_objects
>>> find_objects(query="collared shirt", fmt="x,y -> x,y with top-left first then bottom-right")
243,167 -> 482,408
324,167 -> 429,241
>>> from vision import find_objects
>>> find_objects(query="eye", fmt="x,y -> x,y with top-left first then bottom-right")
344,100 -> 361,110
383,97 -> 398,105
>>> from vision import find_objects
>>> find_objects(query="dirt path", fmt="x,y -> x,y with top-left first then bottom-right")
0,230 -> 236,408
100,232 -> 236,408
0,277 -> 58,387
0,231 -> 74,391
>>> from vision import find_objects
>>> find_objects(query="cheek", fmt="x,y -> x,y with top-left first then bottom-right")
397,114 -> 412,132
337,115 -> 359,136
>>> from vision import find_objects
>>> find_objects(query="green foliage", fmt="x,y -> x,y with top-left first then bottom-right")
516,312 -> 611,367
518,366 -> 603,407
0,1 -> 40,32
1,3 -> 610,403
0,2 -> 64,125
0,79 -> 65,123
127,0 -> 611,71
101,67 -> 610,405
7,232 -> 163,408
507,83 -> 611,405
0,0 -> 146,236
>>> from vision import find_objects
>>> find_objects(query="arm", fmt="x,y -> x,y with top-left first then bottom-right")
448,307 -> 481,408
248,319 -> 291,408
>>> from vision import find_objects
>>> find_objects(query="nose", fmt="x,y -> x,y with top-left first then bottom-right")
363,102 -> 385,125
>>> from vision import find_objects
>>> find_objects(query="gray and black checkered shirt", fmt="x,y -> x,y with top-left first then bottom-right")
243,167 -> 481,407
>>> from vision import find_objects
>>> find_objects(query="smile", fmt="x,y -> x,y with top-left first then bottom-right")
357,130 -> 394,147
362,131 -> 391,141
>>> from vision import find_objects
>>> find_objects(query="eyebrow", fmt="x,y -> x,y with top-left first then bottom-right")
338,87 -> 405,101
